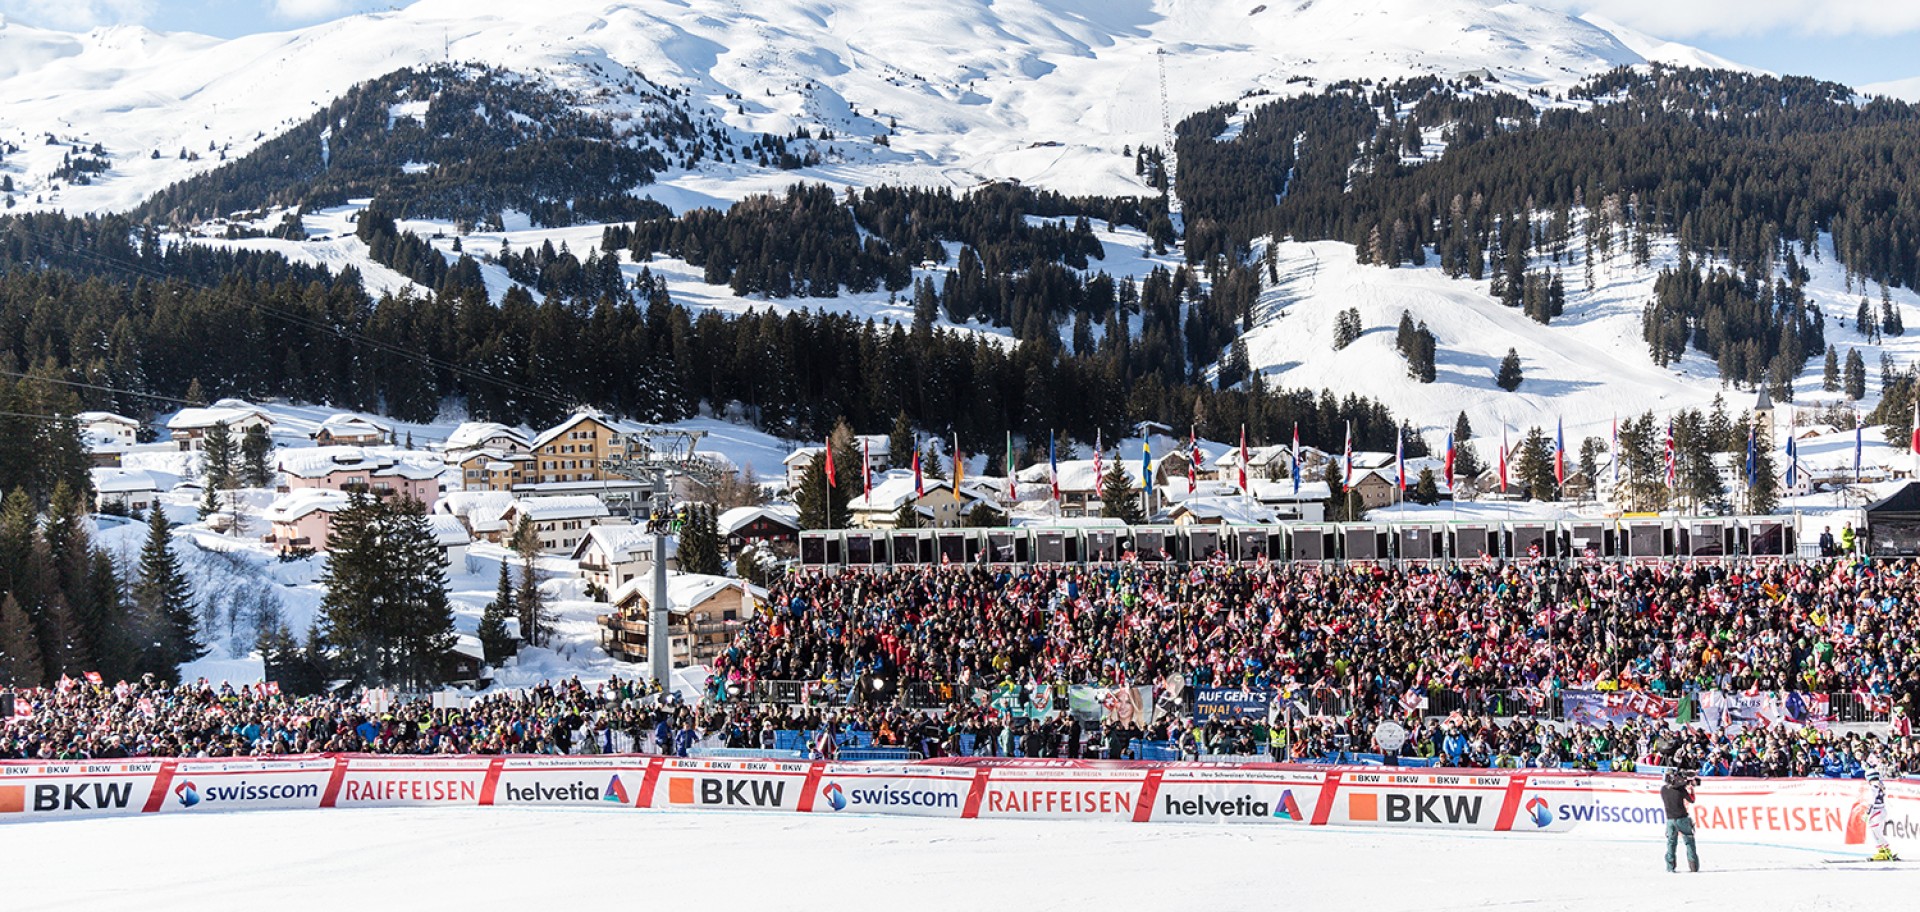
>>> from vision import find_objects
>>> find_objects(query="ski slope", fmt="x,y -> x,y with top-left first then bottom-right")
12,806 -> 1911,912
0,0 -> 1741,215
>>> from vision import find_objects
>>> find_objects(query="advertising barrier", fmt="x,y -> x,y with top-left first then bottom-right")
0,749 -> 1913,859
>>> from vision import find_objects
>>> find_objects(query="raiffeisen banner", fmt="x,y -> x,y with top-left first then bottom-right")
973,764 -> 1149,821
329,757 -> 493,808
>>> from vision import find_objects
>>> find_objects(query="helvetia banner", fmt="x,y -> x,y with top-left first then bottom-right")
1148,766 -> 1326,824
495,757 -> 655,808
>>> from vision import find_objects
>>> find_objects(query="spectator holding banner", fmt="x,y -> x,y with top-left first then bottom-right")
1662,768 -> 1700,873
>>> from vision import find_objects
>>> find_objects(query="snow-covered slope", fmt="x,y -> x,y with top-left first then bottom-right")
0,0 -> 1732,215
1862,76 -> 1920,103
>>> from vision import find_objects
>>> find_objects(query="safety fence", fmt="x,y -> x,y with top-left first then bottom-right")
3,754 -> 1916,857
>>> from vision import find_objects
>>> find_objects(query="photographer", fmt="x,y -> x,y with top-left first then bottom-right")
1661,769 -> 1700,873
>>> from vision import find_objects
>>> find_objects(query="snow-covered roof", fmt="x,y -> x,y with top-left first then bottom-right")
1251,479 -> 1333,503
611,572 -> 767,616
508,494 -> 611,523
1170,496 -> 1280,524
445,422 -> 529,451
849,472 -> 984,512
74,411 -> 138,427
263,489 -> 352,523
783,445 -> 825,467
570,524 -> 676,563
438,490 -> 517,533
426,514 -> 472,548
277,447 -> 443,481
528,411 -> 646,450
90,467 -> 178,495
718,504 -> 801,535
316,414 -> 390,435
166,402 -> 272,430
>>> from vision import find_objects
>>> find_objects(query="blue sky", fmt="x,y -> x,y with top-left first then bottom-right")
2,0 -> 1917,86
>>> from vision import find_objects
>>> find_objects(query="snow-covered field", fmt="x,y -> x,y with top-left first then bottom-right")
12,807 -> 1910,911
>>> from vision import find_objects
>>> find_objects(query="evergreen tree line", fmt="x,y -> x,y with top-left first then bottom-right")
1642,253 -> 1824,393
0,490 -> 202,687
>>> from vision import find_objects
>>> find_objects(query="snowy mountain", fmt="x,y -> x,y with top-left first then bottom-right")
0,0 -> 1737,215
1862,76 -> 1920,103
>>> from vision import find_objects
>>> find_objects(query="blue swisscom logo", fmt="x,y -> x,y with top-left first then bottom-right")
173,779 -> 320,807
820,781 -> 959,812
1526,797 -> 1553,828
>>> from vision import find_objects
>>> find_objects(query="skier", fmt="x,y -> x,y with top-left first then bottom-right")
1866,767 -> 1900,862
1661,768 -> 1699,873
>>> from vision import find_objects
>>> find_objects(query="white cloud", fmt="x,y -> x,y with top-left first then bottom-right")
1537,1 -> 1920,38
271,0 -> 356,21
0,0 -> 154,30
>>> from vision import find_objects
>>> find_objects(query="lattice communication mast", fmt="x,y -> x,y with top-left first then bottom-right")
1157,48 -> 1184,238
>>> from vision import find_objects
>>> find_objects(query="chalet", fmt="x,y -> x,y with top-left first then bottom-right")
718,505 -> 802,551
313,414 -> 392,447
1250,479 -> 1330,523
781,436 -> 890,491
75,411 -> 140,449
497,495 -> 619,553
599,573 -> 766,667
427,514 -> 473,566
1168,496 -> 1280,526
90,468 -> 176,515
436,491 -> 517,542
571,525 -> 679,597
849,474 -> 992,529
278,448 -> 441,509
443,421 -> 531,456
262,489 -> 353,553
166,400 -> 274,452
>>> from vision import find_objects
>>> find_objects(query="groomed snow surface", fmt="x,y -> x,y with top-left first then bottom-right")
14,806 -> 1911,911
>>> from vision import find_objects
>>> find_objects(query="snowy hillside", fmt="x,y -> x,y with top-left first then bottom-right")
1239,229 -> 1920,450
0,0 -> 1736,215
1863,76 -> 1920,103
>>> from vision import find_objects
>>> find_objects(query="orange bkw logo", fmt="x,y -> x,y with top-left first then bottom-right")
668,778 -> 694,804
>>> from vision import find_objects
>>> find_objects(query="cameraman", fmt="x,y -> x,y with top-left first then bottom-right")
1661,768 -> 1700,873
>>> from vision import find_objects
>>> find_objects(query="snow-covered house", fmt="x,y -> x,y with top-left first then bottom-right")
599,573 -> 766,667
1167,496 -> 1280,526
718,504 -> 802,550
528,411 -> 646,485
571,525 -> 679,597
497,494 -> 619,553
262,489 -> 353,553
278,448 -> 442,509
312,414 -> 392,447
90,468 -> 176,515
1251,479 -> 1330,522
75,411 -> 139,449
449,449 -> 535,492
426,513 -> 472,566
437,491 -> 517,541
443,422 -> 530,456
849,474 -> 993,529
782,436 -> 891,492
166,399 -> 273,451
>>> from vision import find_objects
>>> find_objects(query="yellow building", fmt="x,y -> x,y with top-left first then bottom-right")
528,412 -> 641,485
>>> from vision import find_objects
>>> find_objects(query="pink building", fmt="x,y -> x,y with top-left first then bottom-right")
263,489 -> 352,553
279,448 -> 442,510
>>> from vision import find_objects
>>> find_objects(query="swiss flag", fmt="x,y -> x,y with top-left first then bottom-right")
1911,426 -> 1920,456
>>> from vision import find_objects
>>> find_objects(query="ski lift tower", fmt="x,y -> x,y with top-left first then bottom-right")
600,426 -> 715,689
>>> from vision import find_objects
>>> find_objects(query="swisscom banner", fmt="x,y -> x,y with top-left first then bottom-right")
647,758 -> 814,812
1148,767 -> 1325,824
813,764 -> 975,818
160,757 -> 336,814
495,757 -> 654,808
332,756 -> 493,808
1512,774 -> 1872,848
0,759 -> 164,820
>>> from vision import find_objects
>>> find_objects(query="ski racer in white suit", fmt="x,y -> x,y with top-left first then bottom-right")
1867,767 -> 1899,862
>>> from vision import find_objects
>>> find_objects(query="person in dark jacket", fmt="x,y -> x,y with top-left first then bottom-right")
1662,769 -> 1699,873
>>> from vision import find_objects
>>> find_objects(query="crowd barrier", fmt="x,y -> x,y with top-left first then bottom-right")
3,755 -> 1916,855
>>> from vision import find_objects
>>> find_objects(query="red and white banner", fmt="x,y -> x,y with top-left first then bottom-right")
972,764 -> 1150,821
329,756 -> 493,808
157,756 -> 336,814
643,758 -> 817,813
812,764 -> 977,818
494,757 -> 656,808
1146,766 -> 1328,824
1320,769 -> 1513,830
0,759 -> 166,819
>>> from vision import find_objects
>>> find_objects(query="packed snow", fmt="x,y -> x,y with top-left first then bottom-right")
10,806 -> 1911,912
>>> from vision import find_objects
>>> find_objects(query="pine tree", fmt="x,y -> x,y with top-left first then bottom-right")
479,560 -> 516,664
1514,427 -> 1555,501
1412,468 -> 1440,505
1844,348 -> 1867,400
1495,348 -> 1525,391
887,412 -> 914,470
795,430 -> 858,529
679,505 -> 723,575
201,421 -> 238,490
198,482 -> 221,521
893,502 -> 921,529
239,425 -> 273,488
319,495 -> 453,687
1098,460 -> 1144,524
921,442 -> 947,481
133,504 -> 200,679
1746,431 -> 1780,514
0,593 -> 44,687
1823,345 -> 1840,392
1322,460 -> 1349,522
511,514 -> 548,648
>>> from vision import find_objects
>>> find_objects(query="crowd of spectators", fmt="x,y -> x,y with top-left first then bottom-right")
6,558 -> 1920,777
